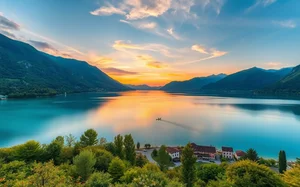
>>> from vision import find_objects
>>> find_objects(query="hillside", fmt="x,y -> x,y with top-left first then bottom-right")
0,34 -> 129,97
161,74 -> 226,92
264,65 -> 300,93
203,67 -> 292,91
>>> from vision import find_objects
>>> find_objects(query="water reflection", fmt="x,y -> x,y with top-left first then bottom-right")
1,91 -> 300,160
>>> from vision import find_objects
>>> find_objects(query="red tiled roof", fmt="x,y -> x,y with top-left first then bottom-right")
235,150 -> 246,157
222,146 -> 233,152
191,143 -> 216,154
166,147 -> 180,154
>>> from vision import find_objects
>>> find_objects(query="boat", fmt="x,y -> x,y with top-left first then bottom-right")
156,117 -> 162,121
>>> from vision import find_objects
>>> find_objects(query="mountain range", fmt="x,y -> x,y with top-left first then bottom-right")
1,32 -> 300,97
0,33 -> 129,97
161,74 -> 226,92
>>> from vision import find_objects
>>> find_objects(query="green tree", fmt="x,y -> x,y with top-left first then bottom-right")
73,150 -> 96,181
45,140 -> 63,164
181,143 -> 197,187
121,167 -> 142,184
243,148 -> 259,161
80,129 -> 98,147
55,136 -> 64,147
131,170 -> 168,187
26,161 -> 74,186
85,172 -> 112,187
114,134 -> 124,159
152,149 -> 158,157
137,142 -> 140,150
145,143 -> 151,149
136,153 -> 148,167
197,163 -> 225,183
226,160 -> 285,187
104,142 -> 116,155
12,140 -> 42,162
93,149 -> 114,172
124,134 -> 136,165
157,145 -> 172,171
0,160 -> 30,185
279,150 -> 287,174
282,164 -> 300,187
108,157 -> 125,183
65,134 -> 76,147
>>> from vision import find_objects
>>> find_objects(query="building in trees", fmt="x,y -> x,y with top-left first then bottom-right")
222,147 -> 234,159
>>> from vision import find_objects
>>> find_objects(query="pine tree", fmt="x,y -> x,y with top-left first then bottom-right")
80,129 -> 98,147
181,142 -> 197,187
279,150 -> 287,173
124,134 -> 136,165
157,145 -> 172,171
114,134 -> 124,159
137,142 -> 140,150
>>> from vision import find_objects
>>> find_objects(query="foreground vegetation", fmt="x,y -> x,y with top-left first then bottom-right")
0,129 -> 299,187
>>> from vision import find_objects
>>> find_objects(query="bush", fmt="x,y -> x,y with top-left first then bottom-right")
196,163 -> 225,182
85,172 -> 112,187
108,157 -> 125,183
226,160 -> 285,187
282,164 -> 300,187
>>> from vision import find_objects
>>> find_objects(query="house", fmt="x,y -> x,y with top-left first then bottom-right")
191,143 -> 216,160
235,150 -> 246,160
222,147 -> 234,159
166,147 -> 180,161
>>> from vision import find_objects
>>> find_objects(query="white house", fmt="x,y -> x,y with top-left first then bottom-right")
222,146 -> 234,159
166,147 -> 180,160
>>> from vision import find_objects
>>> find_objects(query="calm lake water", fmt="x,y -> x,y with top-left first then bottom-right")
0,91 -> 300,160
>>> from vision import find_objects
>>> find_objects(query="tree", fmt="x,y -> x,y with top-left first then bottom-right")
104,142 -> 116,155
45,139 -> 63,164
93,149 -> 114,172
243,148 -> 259,161
226,160 -> 285,187
108,157 -> 125,183
282,164 -> 300,187
12,140 -> 42,162
181,143 -> 197,187
55,136 -> 64,146
85,172 -> 112,187
80,129 -> 98,147
26,161 -> 74,186
157,145 -> 172,171
152,149 -> 158,157
137,142 -> 140,150
145,143 -> 151,149
279,150 -> 287,174
114,134 -> 124,159
136,153 -> 148,167
197,163 -> 225,183
124,134 -> 136,165
99,137 -> 107,146
65,134 -> 76,147
73,150 -> 96,181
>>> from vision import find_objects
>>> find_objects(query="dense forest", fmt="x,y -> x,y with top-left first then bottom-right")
0,129 -> 299,187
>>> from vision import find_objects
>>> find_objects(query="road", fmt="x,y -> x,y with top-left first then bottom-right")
136,148 -> 157,164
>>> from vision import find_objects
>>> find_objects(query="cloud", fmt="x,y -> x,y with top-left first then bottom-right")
0,14 -> 20,31
201,0 -> 226,15
272,20 -> 296,29
266,62 -> 282,69
245,0 -> 276,13
166,28 -> 181,40
191,45 -> 209,54
0,29 -> 16,39
137,54 -> 167,68
90,3 -> 126,16
29,40 -> 56,51
102,67 -> 138,76
28,40 -> 74,58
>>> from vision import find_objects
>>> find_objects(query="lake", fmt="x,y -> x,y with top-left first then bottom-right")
0,91 -> 300,160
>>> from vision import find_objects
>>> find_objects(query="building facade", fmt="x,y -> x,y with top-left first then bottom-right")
191,143 -> 216,160
166,147 -> 180,161
222,147 -> 234,159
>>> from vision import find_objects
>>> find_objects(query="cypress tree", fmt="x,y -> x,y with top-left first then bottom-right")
279,150 -> 287,173
124,134 -> 136,165
114,134 -> 124,159
181,142 -> 197,187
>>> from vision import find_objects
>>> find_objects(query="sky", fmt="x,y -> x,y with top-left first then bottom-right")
0,0 -> 299,86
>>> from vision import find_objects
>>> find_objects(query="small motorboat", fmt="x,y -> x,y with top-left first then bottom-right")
156,117 -> 162,121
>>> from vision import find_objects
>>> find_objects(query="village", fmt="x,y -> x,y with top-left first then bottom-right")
139,142 -> 246,167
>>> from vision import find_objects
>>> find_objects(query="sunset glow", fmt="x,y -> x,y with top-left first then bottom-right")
0,0 -> 299,86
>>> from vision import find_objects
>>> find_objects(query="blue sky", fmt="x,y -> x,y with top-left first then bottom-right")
0,0 -> 299,85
